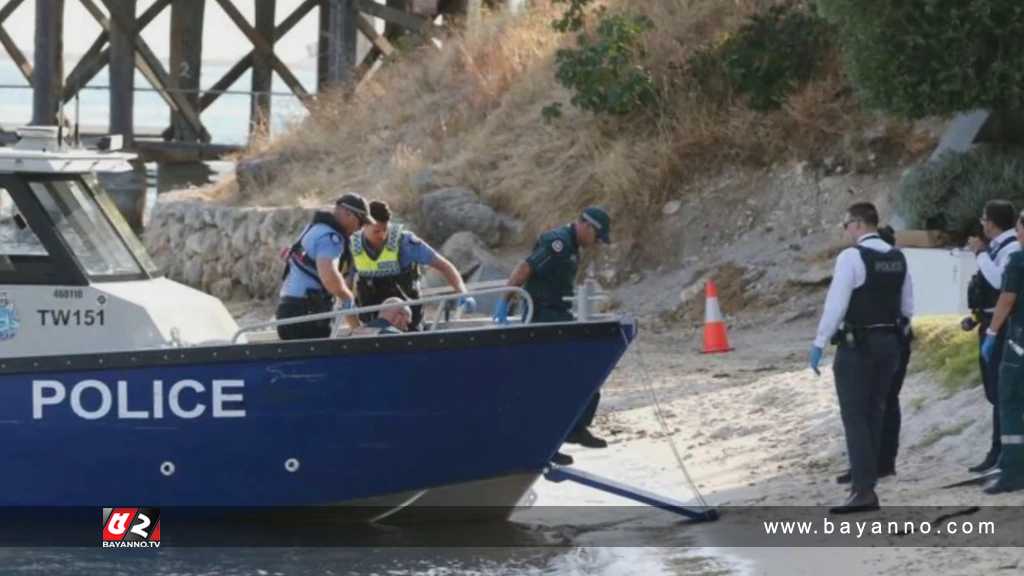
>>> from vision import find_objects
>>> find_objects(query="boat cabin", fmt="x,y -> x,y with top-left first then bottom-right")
0,127 -> 238,357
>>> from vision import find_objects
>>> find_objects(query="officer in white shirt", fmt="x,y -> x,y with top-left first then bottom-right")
964,200 -> 1021,473
810,202 -> 914,514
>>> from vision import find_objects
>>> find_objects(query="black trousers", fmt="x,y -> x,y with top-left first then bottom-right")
877,332 -> 912,474
834,331 -> 901,492
275,295 -> 334,340
532,305 -> 599,435
978,316 -> 1005,457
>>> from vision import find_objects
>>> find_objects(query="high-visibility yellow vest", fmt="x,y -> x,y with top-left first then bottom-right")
351,224 -> 403,278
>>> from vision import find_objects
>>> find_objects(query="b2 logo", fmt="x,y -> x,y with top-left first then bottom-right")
102,508 -> 161,548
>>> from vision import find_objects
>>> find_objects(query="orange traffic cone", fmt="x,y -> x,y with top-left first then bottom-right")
702,280 -> 733,354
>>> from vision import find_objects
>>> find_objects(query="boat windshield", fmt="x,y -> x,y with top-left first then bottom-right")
29,179 -> 143,278
0,187 -> 48,258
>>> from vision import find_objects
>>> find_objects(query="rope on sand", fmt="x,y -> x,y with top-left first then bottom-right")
623,329 -> 712,510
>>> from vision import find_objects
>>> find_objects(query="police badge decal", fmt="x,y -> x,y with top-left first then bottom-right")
0,292 -> 19,341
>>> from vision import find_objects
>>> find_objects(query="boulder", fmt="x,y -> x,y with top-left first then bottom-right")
438,231 -> 513,312
236,154 -> 288,194
419,187 -> 501,246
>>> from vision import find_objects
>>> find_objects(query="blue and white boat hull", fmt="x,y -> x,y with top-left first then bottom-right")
0,320 -> 635,513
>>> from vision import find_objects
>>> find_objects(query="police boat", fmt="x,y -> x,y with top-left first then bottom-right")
0,127 -> 637,518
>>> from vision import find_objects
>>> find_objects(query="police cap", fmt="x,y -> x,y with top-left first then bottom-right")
336,193 -> 376,225
581,206 -> 611,244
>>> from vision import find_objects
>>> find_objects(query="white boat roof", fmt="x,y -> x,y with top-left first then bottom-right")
0,126 -> 135,174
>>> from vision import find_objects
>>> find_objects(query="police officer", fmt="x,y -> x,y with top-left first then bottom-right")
980,209 -> 1024,494
276,193 -> 374,340
350,200 -> 475,330
809,202 -> 914,513
495,206 -> 612,466
962,200 -> 1020,474
835,225 -> 913,484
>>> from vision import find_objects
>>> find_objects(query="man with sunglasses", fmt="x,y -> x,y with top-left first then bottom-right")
809,202 -> 914,513
963,200 -> 1020,474
276,193 -> 375,340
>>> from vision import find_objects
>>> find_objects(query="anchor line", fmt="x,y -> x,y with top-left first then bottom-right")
621,327 -> 712,510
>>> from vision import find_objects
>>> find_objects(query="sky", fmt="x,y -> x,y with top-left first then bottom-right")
0,0 -> 320,68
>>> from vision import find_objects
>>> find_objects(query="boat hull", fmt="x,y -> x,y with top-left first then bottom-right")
0,320 -> 634,507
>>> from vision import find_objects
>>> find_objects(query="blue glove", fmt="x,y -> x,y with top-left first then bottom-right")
809,345 -> 824,376
458,296 -> 477,314
340,299 -> 354,310
493,299 -> 509,324
982,333 -> 998,364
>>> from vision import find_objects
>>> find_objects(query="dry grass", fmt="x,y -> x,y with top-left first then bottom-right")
237,0 -> 930,248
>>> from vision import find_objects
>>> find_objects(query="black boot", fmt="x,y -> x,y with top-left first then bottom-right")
836,470 -> 852,484
983,475 -> 1024,495
829,489 -> 880,514
550,451 -> 574,466
968,450 -> 1001,474
565,428 -> 608,449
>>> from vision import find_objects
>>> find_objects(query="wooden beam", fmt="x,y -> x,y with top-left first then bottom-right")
318,0 -> 328,90
356,13 -> 395,57
0,0 -> 23,23
169,0 -> 205,141
31,0 -> 64,126
0,26 -> 31,82
81,0 -> 210,141
322,0 -> 357,87
0,0 -> 29,82
198,0 -> 318,112
212,0 -> 312,106
383,0 -> 408,41
109,0 -> 136,143
62,0 -> 171,104
354,0 -> 430,33
251,0 -> 276,134
354,45 -> 382,86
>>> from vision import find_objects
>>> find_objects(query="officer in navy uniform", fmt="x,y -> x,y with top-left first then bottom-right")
981,208 -> 1024,494
962,200 -> 1020,474
809,202 -> 914,513
350,200 -> 475,330
495,207 -> 612,466
276,193 -> 374,340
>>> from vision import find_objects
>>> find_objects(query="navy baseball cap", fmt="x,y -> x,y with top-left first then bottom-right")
336,193 -> 375,224
582,207 -> 611,244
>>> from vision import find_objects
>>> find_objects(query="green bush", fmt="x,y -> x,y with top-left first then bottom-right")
689,4 -> 831,111
909,316 -> 980,397
551,0 -> 593,33
895,147 -> 1024,237
817,0 -> 1024,118
553,11 -> 657,116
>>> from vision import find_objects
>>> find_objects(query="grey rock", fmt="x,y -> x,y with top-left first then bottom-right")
419,187 -> 501,246
182,259 -> 203,287
236,155 -> 288,193
412,168 -> 436,194
210,278 -> 235,301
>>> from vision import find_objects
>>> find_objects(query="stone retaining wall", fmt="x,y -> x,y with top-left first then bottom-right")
143,200 -> 315,301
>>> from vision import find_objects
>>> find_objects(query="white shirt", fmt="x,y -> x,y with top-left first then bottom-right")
977,229 -> 1020,301
814,233 -> 915,348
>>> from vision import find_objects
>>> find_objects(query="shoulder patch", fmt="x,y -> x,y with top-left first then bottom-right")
329,233 -> 341,244
551,239 -> 564,253
405,232 -> 422,245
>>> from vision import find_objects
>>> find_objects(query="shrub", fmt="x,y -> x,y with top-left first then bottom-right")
551,0 -> 593,33
553,10 -> 657,116
689,3 -> 832,111
910,316 -> 980,397
817,0 -> 1024,119
895,147 -> 1024,238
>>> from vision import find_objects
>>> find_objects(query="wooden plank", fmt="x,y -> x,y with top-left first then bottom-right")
384,0 -> 408,41
169,0 -> 205,141
82,0 -> 210,141
356,14 -> 395,57
109,0 -> 136,143
0,26 -> 31,82
62,0 -> 171,104
323,0 -> 357,86
251,0 -> 276,134
354,0 -> 430,33
0,0 -> 24,24
199,0 -> 318,111
212,0 -> 312,106
354,45 -> 382,86
318,0 -> 329,90
31,0 -> 64,126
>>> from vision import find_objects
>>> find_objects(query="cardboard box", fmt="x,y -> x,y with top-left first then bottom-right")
895,230 -> 951,249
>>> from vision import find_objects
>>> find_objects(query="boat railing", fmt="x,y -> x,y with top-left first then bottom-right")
230,286 -> 535,344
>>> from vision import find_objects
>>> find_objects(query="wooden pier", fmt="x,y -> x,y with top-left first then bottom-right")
0,0 -> 483,162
